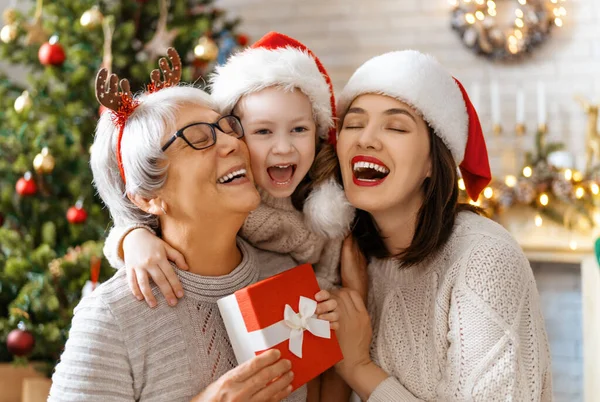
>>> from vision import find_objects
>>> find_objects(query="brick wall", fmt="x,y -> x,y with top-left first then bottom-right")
216,0 -> 600,175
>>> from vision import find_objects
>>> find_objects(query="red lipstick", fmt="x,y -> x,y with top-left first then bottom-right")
351,155 -> 389,187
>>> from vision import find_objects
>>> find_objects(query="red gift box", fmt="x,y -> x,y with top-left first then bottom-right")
218,264 -> 343,391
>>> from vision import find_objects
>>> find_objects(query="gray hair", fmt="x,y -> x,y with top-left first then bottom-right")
90,86 -> 214,229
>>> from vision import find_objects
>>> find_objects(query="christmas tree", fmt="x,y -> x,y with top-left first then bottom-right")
0,0 -> 247,376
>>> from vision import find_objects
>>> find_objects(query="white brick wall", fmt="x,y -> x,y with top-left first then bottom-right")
1,0 -> 596,175
216,0 -> 600,175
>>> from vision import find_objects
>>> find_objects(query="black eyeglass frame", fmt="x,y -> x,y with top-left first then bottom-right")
161,114 -> 244,152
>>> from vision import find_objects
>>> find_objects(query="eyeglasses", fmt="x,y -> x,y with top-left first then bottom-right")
161,115 -> 244,152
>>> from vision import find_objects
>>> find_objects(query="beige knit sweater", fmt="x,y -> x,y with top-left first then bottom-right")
49,239 -> 307,402
240,189 -> 341,290
103,189 -> 341,291
364,212 -> 553,402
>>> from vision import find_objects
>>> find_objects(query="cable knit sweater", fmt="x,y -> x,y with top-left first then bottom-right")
49,239 -> 307,402
365,212 -> 553,402
103,188 -> 341,290
240,188 -> 341,290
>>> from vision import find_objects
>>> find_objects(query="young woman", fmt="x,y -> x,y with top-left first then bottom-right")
327,50 -> 553,401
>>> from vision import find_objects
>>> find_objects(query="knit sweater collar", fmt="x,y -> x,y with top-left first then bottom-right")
257,187 -> 297,212
175,238 -> 259,303
375,210 -> 474,278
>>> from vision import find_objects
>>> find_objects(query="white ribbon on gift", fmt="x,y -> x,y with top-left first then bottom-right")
245,296 -> 331,358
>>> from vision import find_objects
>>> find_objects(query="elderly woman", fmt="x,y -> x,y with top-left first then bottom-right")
48,54 -> 310,401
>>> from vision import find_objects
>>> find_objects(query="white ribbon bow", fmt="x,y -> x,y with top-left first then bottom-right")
283,296 -> 331,358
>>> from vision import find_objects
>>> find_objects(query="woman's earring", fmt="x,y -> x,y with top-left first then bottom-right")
160,206 -> 167,215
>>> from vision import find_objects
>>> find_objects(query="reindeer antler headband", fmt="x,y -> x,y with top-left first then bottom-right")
95,47 -> 182,184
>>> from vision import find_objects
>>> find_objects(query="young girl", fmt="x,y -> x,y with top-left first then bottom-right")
102,32 -> 355,307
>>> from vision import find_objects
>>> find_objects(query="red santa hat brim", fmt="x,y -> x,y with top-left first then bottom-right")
337,50 -> 491,200
210,32 -> 336,144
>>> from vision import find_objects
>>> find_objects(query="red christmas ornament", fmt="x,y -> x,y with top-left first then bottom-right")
67,200 -> 87,224
16,172 -> 37,196
237,34 -> 249,47
6,329 -> 35,357
38,36 -> 66,66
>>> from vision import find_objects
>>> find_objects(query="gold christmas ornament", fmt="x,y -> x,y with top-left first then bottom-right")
24,18 -> 47,45
143,0 -> 178,60
574,95 -> 600,175
194,35 -> 219,62
80,6 -> 103,29
2,8 -> 17,24
33,147 -> 55,174
14,90 -> 32,113
0,23 -> 18,43
49,259 -> 63,278
24,0 -> 48,45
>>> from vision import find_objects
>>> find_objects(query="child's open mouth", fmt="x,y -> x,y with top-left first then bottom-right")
267,164 -> 297,186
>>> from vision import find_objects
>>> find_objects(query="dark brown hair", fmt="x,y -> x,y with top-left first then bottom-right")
312,126 -> 482,267
291,136 -> 334,210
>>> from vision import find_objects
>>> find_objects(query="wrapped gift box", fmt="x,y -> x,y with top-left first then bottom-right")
218,263 -> 343,391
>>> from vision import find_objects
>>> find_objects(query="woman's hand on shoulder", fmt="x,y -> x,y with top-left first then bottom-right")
123,228 -> 189,308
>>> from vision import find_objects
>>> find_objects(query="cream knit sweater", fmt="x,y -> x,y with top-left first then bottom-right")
103,189 -> 341,291
365,212 -> 553,401
239,189 -> 341,290
49,239 -> 307,402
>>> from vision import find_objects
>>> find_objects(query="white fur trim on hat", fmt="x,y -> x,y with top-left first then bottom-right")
303,177 -> 355,239
209,47 -> 333,140
337,50 -> 468,163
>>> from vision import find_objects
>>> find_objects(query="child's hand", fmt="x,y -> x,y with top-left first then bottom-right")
123,228 -> 189,308
340,235 -> 368,304
314,290 -> 339,331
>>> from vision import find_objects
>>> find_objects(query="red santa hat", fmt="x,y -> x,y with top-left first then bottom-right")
210,32 -> 354,239
337,50 -> 492,201
209,32 -> 337,145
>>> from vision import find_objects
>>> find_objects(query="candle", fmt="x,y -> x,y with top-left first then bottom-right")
470,82 -> 481,113
516,88 -> 525,124
490,81 -> 501,125
537,81 -> 546,126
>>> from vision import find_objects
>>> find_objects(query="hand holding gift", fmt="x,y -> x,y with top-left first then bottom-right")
192,349 -> 294,402
218,264 -> 344,392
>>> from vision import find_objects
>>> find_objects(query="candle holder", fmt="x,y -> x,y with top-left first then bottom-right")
538,123 -> 548,134
515,123 -> 526,136
493,124 -> 502,136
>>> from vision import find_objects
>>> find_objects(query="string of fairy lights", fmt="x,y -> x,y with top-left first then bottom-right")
459,163 -> 600,251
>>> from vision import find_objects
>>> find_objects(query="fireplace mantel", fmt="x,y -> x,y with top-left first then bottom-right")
496,205 -> 598,265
